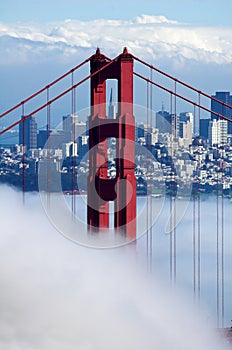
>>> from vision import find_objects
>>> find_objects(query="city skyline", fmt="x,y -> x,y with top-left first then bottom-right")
1,88 -> 231,148
1,98 -> 231,192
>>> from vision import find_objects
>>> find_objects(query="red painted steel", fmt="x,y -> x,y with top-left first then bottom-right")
87,48 -> 136,238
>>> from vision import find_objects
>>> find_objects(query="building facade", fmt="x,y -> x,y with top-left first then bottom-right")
19,116 -> 37,152
211,91 -> 232,134
208,119 -> 228,146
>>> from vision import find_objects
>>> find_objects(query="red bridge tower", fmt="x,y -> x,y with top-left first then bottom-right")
87,48 -> 136,238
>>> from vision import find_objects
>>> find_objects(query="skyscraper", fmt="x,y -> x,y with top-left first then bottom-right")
78,135 -> 89,159
179,120 -> 193,146
179,112 -> 194,133
19,116 -> 37,151
136,123 -> 145,138
156,110 -> 179,137
208,119 -> 228,146
200,119 -> 210,140
211,91 -> 232,134
63,114 -> 78,133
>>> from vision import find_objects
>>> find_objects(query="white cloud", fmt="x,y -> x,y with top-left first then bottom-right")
0,16 -> 231,66
0,185 -> 229,349
0,15 -> 231,119
133,14 -> 178,24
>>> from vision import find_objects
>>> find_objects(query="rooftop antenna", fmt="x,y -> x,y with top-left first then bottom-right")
108,88 -> 116,119
162,101 -> 164,115
109,87 -> 113,105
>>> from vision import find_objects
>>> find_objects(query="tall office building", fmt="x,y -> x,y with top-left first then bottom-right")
211,91 -> 232,134
179,112 -> 194,133
63,114 -> 78,134
136,123 -> 145,138
63,114 -> 86,142
145,127 -> 159,146
179,121 -> 193,146
200,119 -> 210,140
78,135 -> 89,159
156,110 -> 179,137
19,116 -> 37,151
37,129 -> 51,149
208,119 -> 228,146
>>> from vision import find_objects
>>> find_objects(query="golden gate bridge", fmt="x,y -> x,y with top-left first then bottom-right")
0,48 -> 232,334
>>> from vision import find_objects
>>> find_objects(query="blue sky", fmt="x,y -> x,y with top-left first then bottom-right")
1,0 -> 232,25
0,0 -> 231,128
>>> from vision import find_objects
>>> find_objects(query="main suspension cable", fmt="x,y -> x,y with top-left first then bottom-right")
0,55 -> 120,136
133,72 -> 232,123
0,56 -> 93,120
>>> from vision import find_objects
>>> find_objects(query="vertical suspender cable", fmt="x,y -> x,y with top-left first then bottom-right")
47,87 -> 51,208
170,92 -> 173,283
216,108 -> 221,328
221,105 -> 225,329
193,104 -> 196,299
193,186 -> 196,297
197,92 -> 201,304
71,71 -> 76,218
216,153 -> 219,327
22,103 -> 25,204
149,67 -> 153,272
221,164 -> 224,329
146,80 -> 149,269
174,81 -> 177,284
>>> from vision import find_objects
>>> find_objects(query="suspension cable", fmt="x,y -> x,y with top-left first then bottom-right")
0,55 -> 120,136
174,81 -> 177,284
221,106 -> 225,328
133,72 -> 232,123
221,106 -> 225,329
0,56 -> 93,120
170,92 -> 173,283
197,92 -> 201,305
132,55 -> 232,111
193,104 -> 196,300
46,87 -> 51,208
71,71 -> 76,218
149,67 -> 153,273
146,80 -> 149,270
22,103 -> 25,204
221,164 -> 225,329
